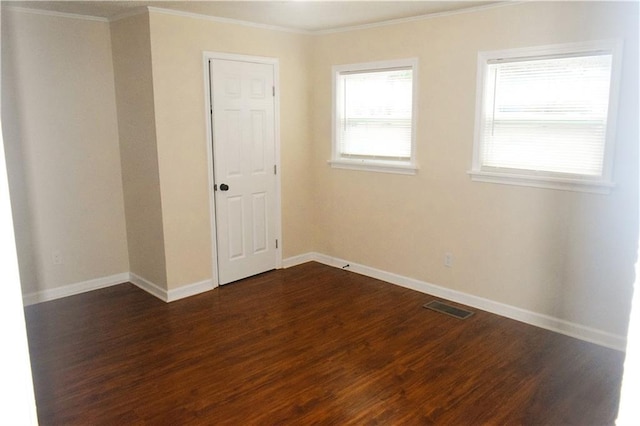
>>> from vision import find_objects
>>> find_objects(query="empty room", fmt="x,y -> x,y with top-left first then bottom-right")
1,0 -> 639,423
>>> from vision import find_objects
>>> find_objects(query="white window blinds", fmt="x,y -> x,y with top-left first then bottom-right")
481,53 -> 613,177
338,68 -> 413,160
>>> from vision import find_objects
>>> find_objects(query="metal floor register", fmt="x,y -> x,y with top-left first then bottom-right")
423,300 -> 474,319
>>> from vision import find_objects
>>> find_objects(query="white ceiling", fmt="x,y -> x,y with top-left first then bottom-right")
2,1 -> 499,32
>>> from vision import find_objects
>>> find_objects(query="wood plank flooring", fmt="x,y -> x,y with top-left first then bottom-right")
25,262 -> 624,425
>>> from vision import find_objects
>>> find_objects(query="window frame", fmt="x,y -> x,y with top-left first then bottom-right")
469,39 -> 623,194
330,58 -> 419,175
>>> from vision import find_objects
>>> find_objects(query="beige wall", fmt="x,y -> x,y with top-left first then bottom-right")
311,1 -> 639,336
148,11 -> 314,289
1,9 -> 129,293
1,2 -> 637,341
111,13 -> 167,287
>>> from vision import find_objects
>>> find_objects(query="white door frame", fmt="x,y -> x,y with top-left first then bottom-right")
203,51 -> 282,287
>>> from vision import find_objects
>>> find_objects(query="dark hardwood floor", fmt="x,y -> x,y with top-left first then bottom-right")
25,262 -> 624,425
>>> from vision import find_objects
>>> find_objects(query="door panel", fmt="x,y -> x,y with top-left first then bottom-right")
210,59 -> 277,285
224,109 -> 243,176
252,192 -> 268,253
227,195 -> 245,260
251,111 -> 266,173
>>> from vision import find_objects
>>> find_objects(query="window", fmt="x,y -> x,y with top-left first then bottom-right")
470,40 -> 622,193
330,58 -> 418,174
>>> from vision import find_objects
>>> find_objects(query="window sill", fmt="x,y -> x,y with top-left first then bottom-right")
328,159 -> 418,175
467,170 -> 614,194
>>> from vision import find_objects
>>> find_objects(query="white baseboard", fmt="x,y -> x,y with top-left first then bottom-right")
167,279 -> 215,302
129,274 -> 215,303
24,272 -> 215,306
22,272 -> 130,306
283,252 -> 627,352
23,254 -> 627,351
282,252 -> 317,268
129,273 -> 168,302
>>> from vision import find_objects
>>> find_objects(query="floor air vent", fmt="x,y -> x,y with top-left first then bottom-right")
423,300 -> 474,319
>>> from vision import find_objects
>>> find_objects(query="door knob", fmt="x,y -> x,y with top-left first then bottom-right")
220,183 -> 229,191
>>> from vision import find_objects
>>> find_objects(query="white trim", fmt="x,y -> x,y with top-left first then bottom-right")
329,159 -> 418,175
20,254 -> 627,350
204,51 -> 279,65
282,252 -> 317,268
131,274 -> 216,302
203,52 -> 283,285
108,7 -> 148,22
470,39 -> 623,194
314,1 -> 520,35
477,39 -> 623,67
203,54 -> 220,289
129,273 -> 168,303
283,252 -> 627,352
5,2 -> 518,34
167,279 -> 215,302
273,59 -> 283,270
23,272 -> 216,306
22,273 -> 129,306
3,6 -> 108,22
468,170 -> 615,194
331,58 -> 419,174
147,6 -> 308,34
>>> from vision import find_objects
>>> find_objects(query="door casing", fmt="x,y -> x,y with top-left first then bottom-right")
203,51 -> 282,287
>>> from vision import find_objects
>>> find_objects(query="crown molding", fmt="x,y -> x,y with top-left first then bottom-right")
314,1 -> 520,35
3,6 -> 108,23
145,6 -> 312,35
4,1 -> 522,36
108,6 -> 148,22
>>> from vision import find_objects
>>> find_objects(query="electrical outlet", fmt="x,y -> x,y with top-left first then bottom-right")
444,252 -> 453,268
52,250 -> 63,265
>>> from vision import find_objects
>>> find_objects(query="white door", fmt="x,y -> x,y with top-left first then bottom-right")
209,58 -> 277,285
